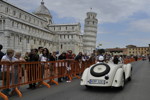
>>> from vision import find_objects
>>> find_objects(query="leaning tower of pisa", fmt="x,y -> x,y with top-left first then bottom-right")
83,12 -> 98,54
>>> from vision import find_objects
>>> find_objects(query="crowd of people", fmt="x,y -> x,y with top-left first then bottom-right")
0,44 -> 150,98
0,45 -> 93,97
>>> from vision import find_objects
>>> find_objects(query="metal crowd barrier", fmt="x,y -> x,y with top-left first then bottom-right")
0,60 -> 94,100
123,58 -> 142,64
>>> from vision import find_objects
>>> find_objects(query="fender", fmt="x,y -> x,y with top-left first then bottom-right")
80,68 -> 89,85
112,68 -> 124,87
125,64 -> 132,79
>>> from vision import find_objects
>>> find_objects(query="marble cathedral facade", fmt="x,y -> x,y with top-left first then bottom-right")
0,0 -> 98,55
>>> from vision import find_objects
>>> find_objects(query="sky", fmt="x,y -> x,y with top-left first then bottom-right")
5,0 -> 150,49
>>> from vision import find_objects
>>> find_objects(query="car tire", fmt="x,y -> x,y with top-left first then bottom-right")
128,77 -> 131,81
128,72 -> 132,81
128,68 -> 132,81
90,63 -> 110,77
119,74 -> 125,90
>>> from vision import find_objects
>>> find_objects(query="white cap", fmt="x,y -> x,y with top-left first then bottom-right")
99,56 -> 104,61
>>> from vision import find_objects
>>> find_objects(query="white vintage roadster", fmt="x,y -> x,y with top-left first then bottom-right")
80,62 -> 132,89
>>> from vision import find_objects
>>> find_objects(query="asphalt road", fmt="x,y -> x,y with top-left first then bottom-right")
9,60 -> 150,100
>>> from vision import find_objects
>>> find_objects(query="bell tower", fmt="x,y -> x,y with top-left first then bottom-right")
83,11 -> 98,54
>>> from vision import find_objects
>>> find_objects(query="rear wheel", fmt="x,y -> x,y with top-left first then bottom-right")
119,74 -> 125,90
128,77 -> 131,81
128,69 -> 132,81
128,73 -> 132,81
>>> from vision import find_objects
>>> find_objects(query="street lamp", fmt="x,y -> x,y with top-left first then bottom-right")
98,44 -> 102,49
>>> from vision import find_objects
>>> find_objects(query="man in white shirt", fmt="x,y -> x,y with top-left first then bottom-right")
1,49 -> 17,96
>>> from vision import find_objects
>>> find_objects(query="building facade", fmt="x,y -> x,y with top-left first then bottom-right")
105,48 -> 127,55
105,45 -> 149,56
0,0 -> 98,55
126,45 -> 149,56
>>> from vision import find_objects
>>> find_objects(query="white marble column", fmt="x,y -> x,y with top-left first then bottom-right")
5,19 -> 10,30
26,36 -> 31,52
3,31 -> 11,51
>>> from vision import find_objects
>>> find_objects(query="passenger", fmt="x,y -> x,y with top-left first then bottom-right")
113,55 -> 119,64
118,55 -> 123,64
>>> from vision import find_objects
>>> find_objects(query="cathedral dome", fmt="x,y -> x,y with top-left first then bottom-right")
34,0 -> 52,17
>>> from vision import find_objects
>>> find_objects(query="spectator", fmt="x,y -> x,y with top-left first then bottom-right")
89,53 -> 97,63
82,53 -> 89,61
75,52 -> 83,61
58,52 -> 66,60
58,52 -> 67,82
10,52 -> 25,95
134,56 -> 138,61
27,49 -> 39,89
49,51 -> 57,61
66,50 -> 74,59
1,49 -> 17,96
38,48 -> 50,86
0,44 -> 5,71
24,52 -> 30,62
38,47 -> 43,61
49,51 -> 57,81
66,50 -> 74,82
41,48 -> 50,62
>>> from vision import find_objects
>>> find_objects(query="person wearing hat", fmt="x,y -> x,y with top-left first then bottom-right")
97,56 -> 104,63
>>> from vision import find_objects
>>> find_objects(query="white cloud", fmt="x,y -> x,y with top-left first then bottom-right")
97,26 -> 110,34
6,0 -> 150,24
5,0 -> 150,48
130,19 -> 150,32
128,38 -> 150,47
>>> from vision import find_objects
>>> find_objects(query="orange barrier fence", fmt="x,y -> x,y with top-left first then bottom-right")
0,58 -> 140,100
0,60 -> 95,100
123,58 -> 142,64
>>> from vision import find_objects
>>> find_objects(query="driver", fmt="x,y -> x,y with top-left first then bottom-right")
97,56 -> 104,63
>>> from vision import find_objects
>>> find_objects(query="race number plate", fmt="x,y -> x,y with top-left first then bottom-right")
89,79 -> 105,84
